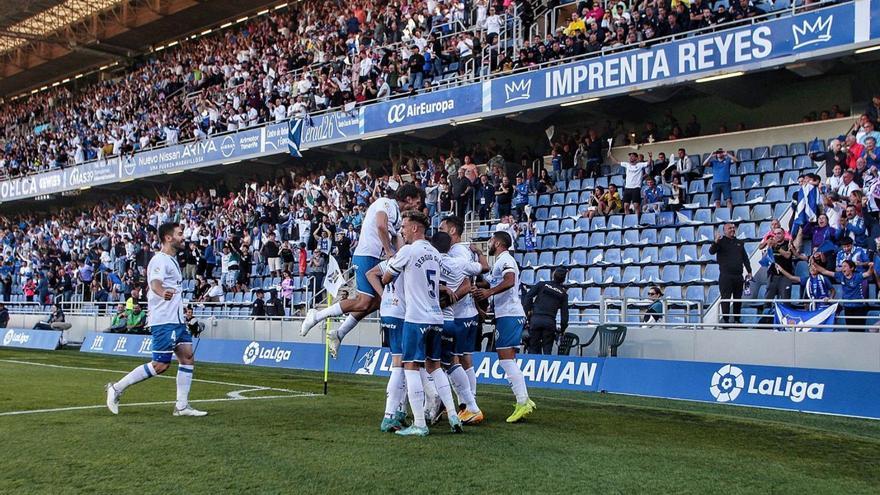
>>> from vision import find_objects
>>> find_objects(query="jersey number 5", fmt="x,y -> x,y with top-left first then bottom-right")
426,269 -> 437,298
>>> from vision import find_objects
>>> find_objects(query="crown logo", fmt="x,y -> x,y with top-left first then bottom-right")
791,15 -> 833,50
504,78 -> 531,103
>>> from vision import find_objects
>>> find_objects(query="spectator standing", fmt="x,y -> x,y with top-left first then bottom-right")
252,289 -> 266,318
704,148 -> 738,210
710,223 -> 752,324
0,303 -> 8,328
495,175 -> 513,218
513,175 -> 530,221
618,151 -> 652,216
475,174 -> 496,220
812,260 -> 874,331
262,232 -> 281,277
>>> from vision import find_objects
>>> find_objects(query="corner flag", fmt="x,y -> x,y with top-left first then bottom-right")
288,118 -> 304,158
324,255 -> 344,299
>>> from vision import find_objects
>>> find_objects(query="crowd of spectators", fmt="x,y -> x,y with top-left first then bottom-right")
0,0 -> 837,181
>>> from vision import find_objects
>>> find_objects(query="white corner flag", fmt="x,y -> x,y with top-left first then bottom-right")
324,255 -> 344,299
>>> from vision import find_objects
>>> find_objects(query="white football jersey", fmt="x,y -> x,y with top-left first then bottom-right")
387,240 -> 443,325
488,250 -> 524,318
146,252 -> 184,326
448,242 -> 480,319
378,260 -> 406,320
440,254 -> 483,321
353,197 -> 401,258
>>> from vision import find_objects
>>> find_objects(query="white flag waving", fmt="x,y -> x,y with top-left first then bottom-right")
324,256 -> 344,299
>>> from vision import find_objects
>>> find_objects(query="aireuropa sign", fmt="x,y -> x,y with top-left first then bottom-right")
0,328 -> 62,350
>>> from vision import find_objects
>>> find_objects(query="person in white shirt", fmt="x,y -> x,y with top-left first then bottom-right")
827,164 -> 844,192
473,231 -> 535,423
376,77 -> 391,101
618,151 -> 652,216
105,222 -> 207,417
838,170 -> 862,197
272,99 -> 287,122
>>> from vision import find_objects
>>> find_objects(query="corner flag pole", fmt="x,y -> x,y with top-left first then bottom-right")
323,293 -> 331,395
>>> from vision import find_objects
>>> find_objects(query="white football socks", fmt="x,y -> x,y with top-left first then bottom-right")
499,359 -> 529,405
465,366 -> 477,397
430,369 -> 459,419
115,362 -> 156,392
335,314 -> 359,340
315,303 -> 343,322
176,365 -> 194,410
384,367 -> 406,418
419,367 -> 438,403
448,365 -> 479,412
404,369 -> 426,428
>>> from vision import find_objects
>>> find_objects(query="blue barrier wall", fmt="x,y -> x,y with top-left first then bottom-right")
1,328 -> 62,350
79,333 -> 880,419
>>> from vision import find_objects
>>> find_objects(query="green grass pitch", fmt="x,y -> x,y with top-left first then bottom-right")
1,348 -> 879,494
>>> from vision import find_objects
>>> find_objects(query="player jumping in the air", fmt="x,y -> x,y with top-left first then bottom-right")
300,184 -> 424,357
473,231 -> 535,423
105,222 -> 207,417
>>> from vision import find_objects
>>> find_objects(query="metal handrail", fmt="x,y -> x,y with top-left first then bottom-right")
0,0 -> 848,187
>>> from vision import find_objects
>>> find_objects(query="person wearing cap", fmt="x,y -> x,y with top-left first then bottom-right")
704,148 -> 739,211
522,268 -> 569,355
251,289 -> 266,318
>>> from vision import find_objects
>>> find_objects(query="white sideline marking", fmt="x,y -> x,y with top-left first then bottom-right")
0,394 -> 315,417
0,359 -> 303,394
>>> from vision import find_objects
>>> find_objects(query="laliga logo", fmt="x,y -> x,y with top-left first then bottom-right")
710,364 -> 825,404
504,78 -> 531,103
242,341 -> 292,364
709,364 -> 744,403
792,15 -> 833,50
3,329 -> 31,346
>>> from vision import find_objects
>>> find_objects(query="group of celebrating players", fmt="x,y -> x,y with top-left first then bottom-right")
105,182 -> 535,436
300,183 -> 534,436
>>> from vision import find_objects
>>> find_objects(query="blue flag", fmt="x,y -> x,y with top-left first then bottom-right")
808,137 -> 822,154
773,302 -> 837,332
288,118 -> 304,158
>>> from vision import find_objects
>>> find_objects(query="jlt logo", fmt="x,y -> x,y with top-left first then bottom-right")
90,335 -> 105,351
112,337 -> 128,353
138,338 -> 153,355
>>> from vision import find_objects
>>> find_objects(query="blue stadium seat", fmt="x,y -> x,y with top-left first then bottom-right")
522,252 -> 538,267
730,176 -> 742,189
603,287 -> 621,299
549,206 -> 563,219
731,190 -> 746,205
640,246 -> 659,264
591,217 -> 606,230
551,193 -> 565,205
557,234 -> 573,249
579,191 -> 592,204
685,285 -> 705,304
569,268 -> 585,284
574,232 -> 590,246
641,266 -> 660,283
623,230 -> 640,246
736,148 -> 753,161
536,269 -> 551,283
588,249 -> 604,265
588,232 -> 605,247
739,161 -> 756,175
640,212 -> 656,225
694,209 -> 713,224
698,244 -> 713,261
586,267 -> 603,283
757,159 -> 775,173
682,265 -> 702,283
610,175 -> 625,188
689,180 -> 706,194
608,215 -> 623,230
555,181 -> 567,191
679,227 -> 696,244
622,247 -> 640,264
658,228 -> 677,244
776,157 -> 793,170
782,170 -> 799,185
562,205 -> 578,218
766,187 -> 785,203
693,194 -> 709,208
762,172 -> 780,187
738,222 -> 757,240
521,269 -> 535,285
679,244 -> 698,263
538,252 -> 554,266
572,249 -> 588,265
560,218 -> 575,233
582,178 -> 596,190
514,252 -> 524,265
794,155 -> 812,170
603,267 -> 621,284
732,205 -> 750,221
715,209 -> 732,222
704,264 -> 720,281
623,286 -> 641,300
576,217 -> 590,231
664,286 -> 683,300
565,192 -> 579,204
606,231 -> 622,245
706,286 -> 720,305
538,195 -> 551,207
605,249 -> 622,265
753,146 -> 770,159
535,207 -> 549,220
661,266 -> 681,284
623,214 -> 639,229
554,251 -> 570,266
770,144 -> 788,158
787,185 -> 800,201
568,287 -> 584,303
569,179 -> 583,190
622,266 -> 640,283
773,203 -> 789,219
790,142 -> 807,155
534,220 -> 546,232
751,203 -> 772,221
641,229 -> 658,245
659,246 -> 677,263
596,177 -> 609,188
540,235 -> 557,250
742,174 -> 760,189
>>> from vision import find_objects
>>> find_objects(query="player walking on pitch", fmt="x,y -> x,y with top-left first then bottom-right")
300,184 -> 424,357
105,222 -> 206,417
473,231 -> 535,422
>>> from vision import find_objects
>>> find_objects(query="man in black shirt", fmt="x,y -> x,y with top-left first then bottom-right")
265,289 -> 285,318
765,228 -> 797,303
0,303 -> 8,328
407,46 -> 425,91
709,223 -> 752,324
251,289 -> 266,318
523,269 -> 569,355
262,232 -> 281,277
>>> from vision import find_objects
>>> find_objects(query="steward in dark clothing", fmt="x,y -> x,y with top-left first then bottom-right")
709,223 -> 752,323
522,268 -> 569,354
